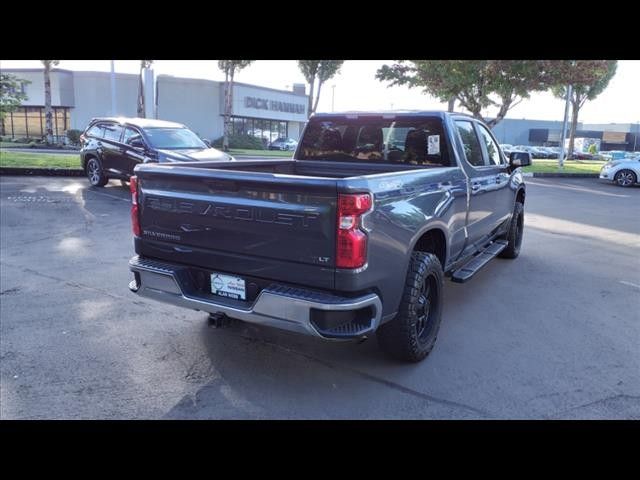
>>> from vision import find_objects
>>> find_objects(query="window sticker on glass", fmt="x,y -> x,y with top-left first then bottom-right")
428,135 -> 440,155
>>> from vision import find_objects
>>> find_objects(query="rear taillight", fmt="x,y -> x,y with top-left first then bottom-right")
336,193 -> 372,269
130,176 -> 141,237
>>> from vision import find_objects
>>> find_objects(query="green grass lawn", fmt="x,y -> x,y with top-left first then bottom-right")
0,150 -> 81,169
523,159 -> 604,174
229,149 -> 293,157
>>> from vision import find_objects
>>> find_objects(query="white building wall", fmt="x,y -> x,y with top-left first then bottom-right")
156,76 -> 222,140
3,69 -> 74,107
4,69 -> 309,140
71,71 -> 138,129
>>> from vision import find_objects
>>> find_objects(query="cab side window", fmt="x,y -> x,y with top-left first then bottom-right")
477,124 -> 503,166
455,120 -> 485,167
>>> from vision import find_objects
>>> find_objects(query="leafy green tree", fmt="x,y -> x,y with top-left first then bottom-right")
218,60 -> 253,151
550,61 -> 617,159
0,73 -> 30,121
137,60 -> 154,117
41,60 -> 59,144
376,60 -> 554,127
298,61 -> 344,117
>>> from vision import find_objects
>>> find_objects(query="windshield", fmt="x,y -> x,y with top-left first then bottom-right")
144,127 -> 207,149
298,116 -> 452,166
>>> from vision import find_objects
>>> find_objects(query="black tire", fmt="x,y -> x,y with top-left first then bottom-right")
85,157 -> 108,187
614,169 -> 636,188
377,252 -> 444,362
499,201 -> 524,259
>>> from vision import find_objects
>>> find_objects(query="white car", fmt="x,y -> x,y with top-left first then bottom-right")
599,157 -> 640,187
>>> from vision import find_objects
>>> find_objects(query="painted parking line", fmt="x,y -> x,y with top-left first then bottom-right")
619,280 -> 640,290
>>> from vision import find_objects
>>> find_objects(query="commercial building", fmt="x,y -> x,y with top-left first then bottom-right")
1,68 -> 309,145
491,118 -> 640,152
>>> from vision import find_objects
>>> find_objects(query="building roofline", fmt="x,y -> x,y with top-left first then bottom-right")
2,68 -> 75,74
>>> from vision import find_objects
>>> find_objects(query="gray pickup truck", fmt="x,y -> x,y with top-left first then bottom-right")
128,111 -> 532,362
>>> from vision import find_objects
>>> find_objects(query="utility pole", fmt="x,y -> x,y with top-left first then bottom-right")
110,60 -> 117,116
558,84 -> 572,169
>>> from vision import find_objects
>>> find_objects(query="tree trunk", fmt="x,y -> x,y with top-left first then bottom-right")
44,64 -> 53,144
307,77 -> 315,118
223,69 -> 233,152
567,98 -> 580,160
447,96 -> 455,112
313,80 -> 323,114
487,99 -> 512,128
137,63 -> 145,117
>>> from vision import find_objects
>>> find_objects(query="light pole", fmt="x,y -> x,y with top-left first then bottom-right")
110,60 -> 117,116
558,84 -> 572,169
331,85 -> 336,112
635,121 -> 639,152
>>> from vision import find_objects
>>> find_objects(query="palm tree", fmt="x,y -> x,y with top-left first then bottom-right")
41,60 -> 59,144
137,60 -> 154,117
218,61 -> 253,151
297,61 -> 344,118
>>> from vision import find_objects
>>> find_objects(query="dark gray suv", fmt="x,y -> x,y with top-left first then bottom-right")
80,117 -> 233,187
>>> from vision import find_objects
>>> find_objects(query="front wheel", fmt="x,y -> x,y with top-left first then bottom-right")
614,169 -> 636,187
499,201 -> 524,259
377,252 -> 444,362
85,157 -> 108,187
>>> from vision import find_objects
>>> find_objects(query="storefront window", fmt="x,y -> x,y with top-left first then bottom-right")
229,116 -> 289,144
1,107 -> 71,140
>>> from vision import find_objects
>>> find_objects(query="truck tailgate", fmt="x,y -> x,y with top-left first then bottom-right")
135,166 -> 338,289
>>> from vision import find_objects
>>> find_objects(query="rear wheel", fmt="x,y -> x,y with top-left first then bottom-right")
377,252 -> 444,362
614,169 -> 636,187
86,157 -> 108,187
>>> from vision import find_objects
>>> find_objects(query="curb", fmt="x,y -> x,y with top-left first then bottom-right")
1,147 -> 80,154
0,167 -> 84,177
531,173 -> 599,178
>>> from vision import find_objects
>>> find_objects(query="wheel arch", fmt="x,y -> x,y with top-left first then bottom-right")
411,226 -> 448,270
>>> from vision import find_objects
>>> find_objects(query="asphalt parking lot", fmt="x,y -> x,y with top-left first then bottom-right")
1,175 -> 638,419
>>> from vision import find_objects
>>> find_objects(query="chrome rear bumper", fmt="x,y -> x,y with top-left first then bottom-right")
129,256 -> 382,339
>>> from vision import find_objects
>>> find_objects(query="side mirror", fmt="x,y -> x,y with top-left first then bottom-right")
130,137 -> 146,149
510,151 -> 532,168
203,139 -> 212,148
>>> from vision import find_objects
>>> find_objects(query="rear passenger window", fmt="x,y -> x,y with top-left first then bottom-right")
102,123 -> 123,142
86,124 -> 105,138
455,121 -> 485,167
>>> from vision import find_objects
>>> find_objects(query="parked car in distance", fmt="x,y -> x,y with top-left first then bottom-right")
500,144 -> 514,156
599,156 -> 640,187
514,146 -> 550,158
268,137 -> 298,151
80,117 -> 234,187
600,150 -> 627,161
570,150 -> 596,160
